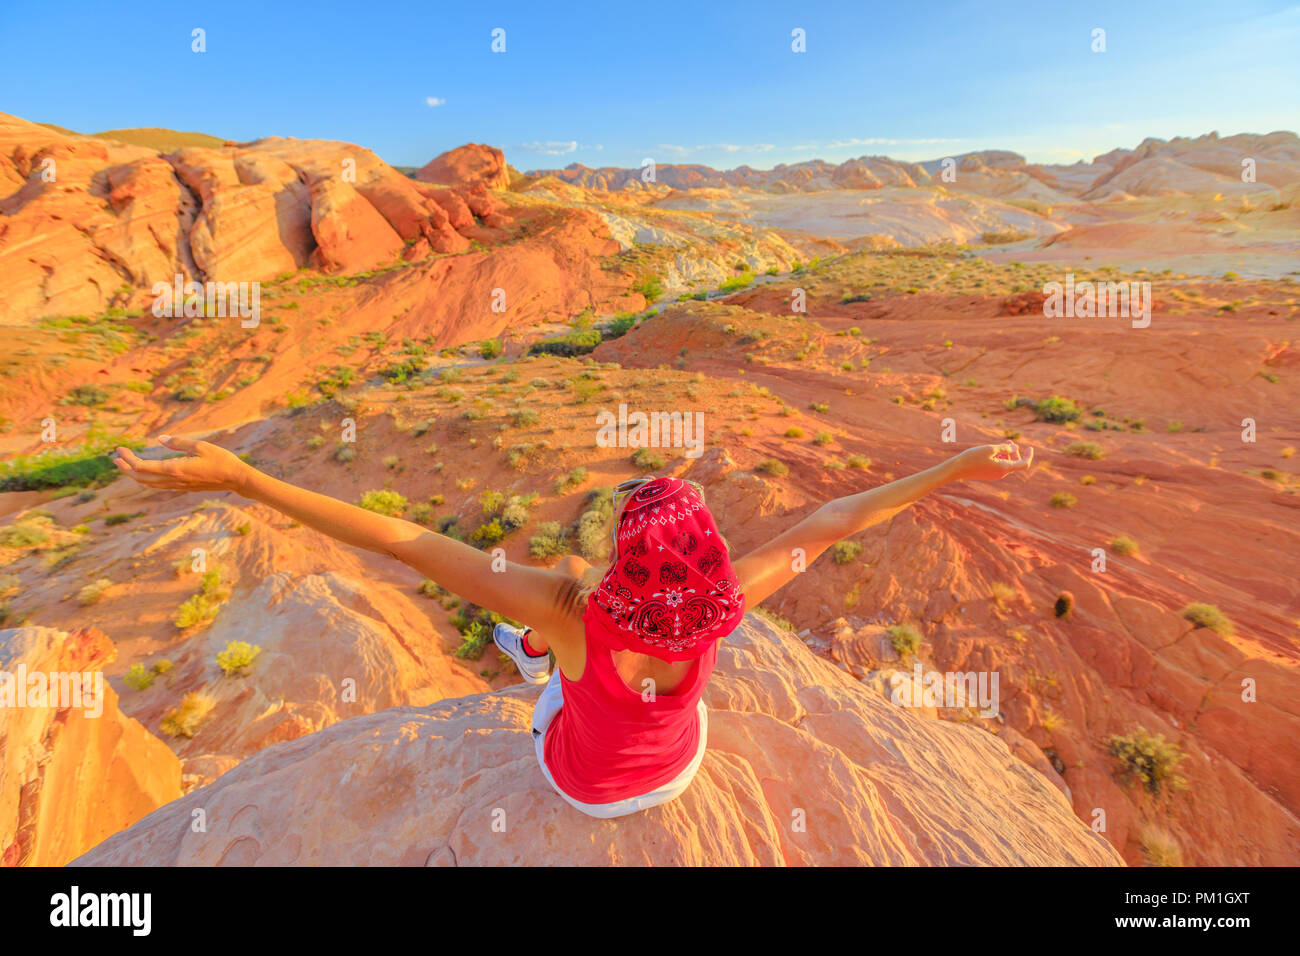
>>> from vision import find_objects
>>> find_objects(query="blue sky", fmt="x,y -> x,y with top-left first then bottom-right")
2,0 -> 1297,170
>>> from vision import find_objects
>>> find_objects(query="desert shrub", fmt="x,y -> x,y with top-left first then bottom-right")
470,518 -> 506,547
454,620 -> 492,660
65,384 -> 110,406
1050,492 -> 1077,509
1140,826 -> 1185,867
529,328 -> 602,357
632,275 -> 664,302
512,409 -> 540,428
479,338 -> 503,359
832,540 -> 862,565
1181,602 -> 1234,636
784,427 -> 805,439
753,606 -> 797,632
846,455 -> 871,470
77,577 -> 112,606
175,570 -> 228,628
152,659 -> 173,675
0,428 -> 142,492
719,273 -> 753,294
160,691 -> 215,738
529,522 -> 570,559
555,466 -> 588,494
216,640 -> 262,676
810,402 -> 829,413
990,581 -> 1017,607
887,624 -> 922,658
383,454 -> 401,470
104,511 -> 143,526
307,434 -> 325,450
1066,441 -> 1104,460
122,662 -> 155,691
1110,535 -> 1139,555
607,313 -> 638,337
756,459 -> 788,477
358,489 -> 406,516
1034,396 -> 1083,424
632,448 -> 665,470
410,503 -> 434,524
1107,727 -> 1188,795
334,444 -> 356,463
575,489 -> 613,563
0,515 -> 53,548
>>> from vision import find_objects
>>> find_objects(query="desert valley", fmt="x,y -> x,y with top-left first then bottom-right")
1,110 -> 1297,866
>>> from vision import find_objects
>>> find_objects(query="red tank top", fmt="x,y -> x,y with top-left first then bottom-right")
543,599 -> 718,804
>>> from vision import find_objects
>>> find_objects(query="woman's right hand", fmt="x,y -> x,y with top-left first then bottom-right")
949,442 -> 1034,482
113,435 -> 251,493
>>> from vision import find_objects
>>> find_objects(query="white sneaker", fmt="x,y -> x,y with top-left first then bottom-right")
493,623 -> 551,684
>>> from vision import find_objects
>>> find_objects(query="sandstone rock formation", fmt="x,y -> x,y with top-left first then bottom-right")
72,614 -> 1123,866
0,114 -> 513,322
1,626 -> 182,866
415,143 -> 510,191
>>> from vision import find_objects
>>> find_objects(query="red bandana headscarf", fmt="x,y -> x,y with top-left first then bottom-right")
584,477 -> 746,661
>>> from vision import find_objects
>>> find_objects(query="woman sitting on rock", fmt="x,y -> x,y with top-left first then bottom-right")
113,437 -> 1032,818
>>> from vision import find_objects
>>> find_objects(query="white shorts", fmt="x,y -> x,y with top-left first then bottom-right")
530,670 -> 708,819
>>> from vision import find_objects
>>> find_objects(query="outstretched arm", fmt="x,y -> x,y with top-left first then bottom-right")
113,436 -> 585,637
732,442 -> 1033,608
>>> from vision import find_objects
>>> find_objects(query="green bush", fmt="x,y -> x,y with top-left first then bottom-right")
512,409 -> 540,428
1034,396 -> 1083,424
575,489 -> 613,563
887,624 -> 922,658
555,466 -> 588,494
1107,727 -> 1188,795
1181,602 -> 1234,636
632,275 -> 664,302
1066,441 -> 1105,460
719,273 -> 753,294
756,459 -> 788,477
470,518 -> 507,547
529,522 -> 570,559
832,541 -> 862,565
632,448 -> 666,471
358,489 -> 407,516
122,662 -> 155,691
0,427 -> 142,491
175,571 -> 228,628
216,640 -> 262,676
65,384 -> 110,406
0,515 -> 53,548
1110,535 -> 1139,556
77,578 -> 112,605
479,339 -> 503,359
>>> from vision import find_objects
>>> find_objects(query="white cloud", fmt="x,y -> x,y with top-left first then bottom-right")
519,141 -> 579,155
425,97 -> 446,107
518,141 -> 603,155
